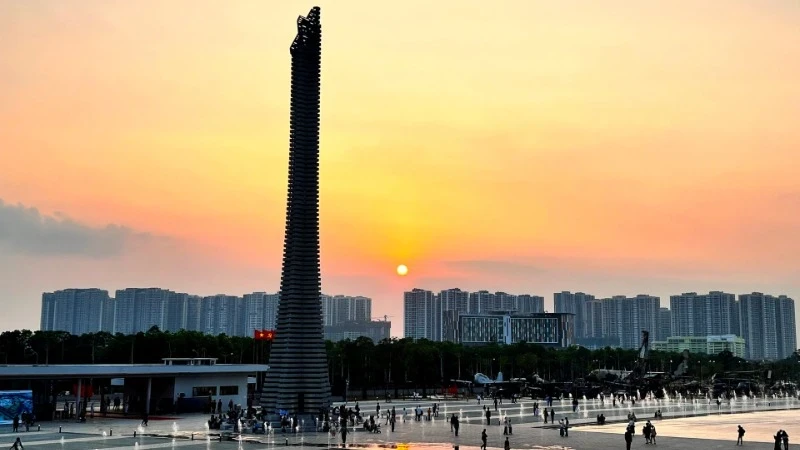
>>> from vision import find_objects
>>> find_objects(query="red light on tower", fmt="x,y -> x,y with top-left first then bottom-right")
255,329 -> 274,341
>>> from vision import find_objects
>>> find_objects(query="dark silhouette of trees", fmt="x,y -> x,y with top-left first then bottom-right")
0,328 -> 790,396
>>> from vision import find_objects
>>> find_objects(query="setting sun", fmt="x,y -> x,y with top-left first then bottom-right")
396,264 -> 409,276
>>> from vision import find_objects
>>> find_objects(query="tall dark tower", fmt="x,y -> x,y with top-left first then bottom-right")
260,6 -> 330,417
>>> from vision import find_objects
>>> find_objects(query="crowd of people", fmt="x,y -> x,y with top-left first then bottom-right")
205,399 -> 273,434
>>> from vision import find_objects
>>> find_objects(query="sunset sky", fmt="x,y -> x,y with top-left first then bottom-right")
1,1 -> 799,336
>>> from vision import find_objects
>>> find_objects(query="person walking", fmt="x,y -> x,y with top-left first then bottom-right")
504,437 -> 510,450
550,408 -> 555,424
454,416 -> 460,437
564,417 -> 569,437
737,425 -> 746,445
481,429 -> 488,450
9,437 -> 24,450
625,429 -> 633,450
12,415 -> 19,433
543,408 -> 548,424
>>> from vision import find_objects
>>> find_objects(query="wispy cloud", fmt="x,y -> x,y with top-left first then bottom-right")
0,198 -> 160,258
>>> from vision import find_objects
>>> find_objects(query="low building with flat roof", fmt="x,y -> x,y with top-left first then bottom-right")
652,335 -> 745,358
0,358 -> 268,419
443,311 -> 575,347
323,320 -> 390,343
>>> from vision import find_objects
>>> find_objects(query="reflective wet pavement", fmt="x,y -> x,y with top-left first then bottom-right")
1,398 -> 797,449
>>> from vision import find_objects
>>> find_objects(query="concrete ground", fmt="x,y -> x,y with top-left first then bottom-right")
1,398 -> 797,449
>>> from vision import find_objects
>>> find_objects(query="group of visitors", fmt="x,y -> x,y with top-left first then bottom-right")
7,413 -> 36,450
10,413 -> 35,433
773,429 -> 789,450
362,415 -> 381,433
412,404 -> 438,421
558,417 -> 570,437
642,420 -> 657,444
205,399 -> 266,433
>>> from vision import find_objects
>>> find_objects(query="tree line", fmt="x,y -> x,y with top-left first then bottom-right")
1,328 -> 797,395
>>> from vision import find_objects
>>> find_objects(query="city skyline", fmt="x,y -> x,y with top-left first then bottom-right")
2,1 -> 800,336
403,287 -> 796,359
40,287 -> 379,337
35,285 -> 798,358
31,285 -> 800,342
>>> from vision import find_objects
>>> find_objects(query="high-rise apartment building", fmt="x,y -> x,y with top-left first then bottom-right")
670,291 -> 737,337
555,292 -> 596,339
468,291 -> 495,314
40,289 -> 114,334
516,294 -> 545,314
583,299 -> 604,339
200,294 -> 244,336
185,295 -> 202,332
163,292 -> 190,332
321,295 -> 371,326
495,292 -> 516,311
243,292 -> 281,334
657,307 -> 672,341
404,289 -> 439,340
776,295 -> 797,359
113,288 -> 136,334
114,288 -> 174,334
135,288 -> 170,333
40,293 -> 56,331
739,292 -> 796,360
439,288 -> 469,315
739,292 -> 777,360
600,295 -> 660,349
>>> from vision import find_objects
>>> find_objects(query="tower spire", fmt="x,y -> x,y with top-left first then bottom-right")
260,6 -> 331,417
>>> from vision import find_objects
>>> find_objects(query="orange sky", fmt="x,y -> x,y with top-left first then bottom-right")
1,1 -> 799,335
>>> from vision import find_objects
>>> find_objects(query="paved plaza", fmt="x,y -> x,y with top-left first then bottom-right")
1,398 -> 798,449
